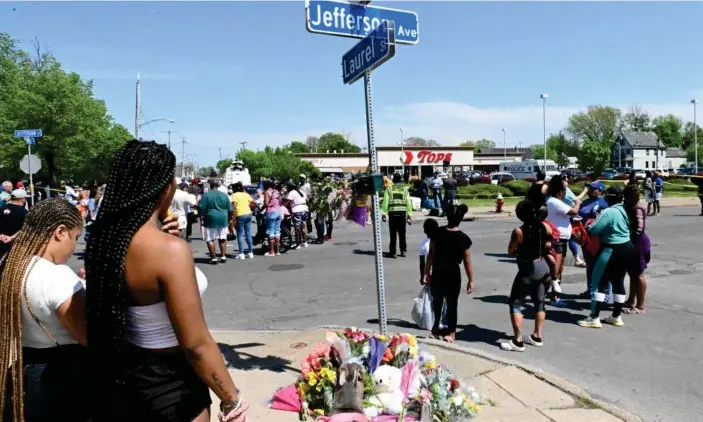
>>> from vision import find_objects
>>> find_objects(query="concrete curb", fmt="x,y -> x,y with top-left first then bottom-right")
212,326 -> 641,422
416,337 -> 642,422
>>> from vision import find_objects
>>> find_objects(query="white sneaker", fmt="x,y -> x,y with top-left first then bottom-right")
524,334 -> 543,347
247,253 -> 254,259
500,339 -> 525,352
302,242 -> 309,248
577,316 -> 602,328
551,279 -> 563,293
220,256 -> 227,263
603,315 -> 624,327
236,254 -> 246,260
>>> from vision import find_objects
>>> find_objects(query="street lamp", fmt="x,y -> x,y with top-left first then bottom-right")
692,99 -> 699,171
137,119 -> 175,140
501,128 -> 506,159
540,93 -> 548,170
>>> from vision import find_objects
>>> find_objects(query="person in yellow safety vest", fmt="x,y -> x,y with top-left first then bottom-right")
382,173 -> 413,258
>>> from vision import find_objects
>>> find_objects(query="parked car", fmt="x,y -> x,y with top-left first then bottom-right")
654,168 -> 669,178
490,172 -> 515,185
634,169 -> 646,179
601,170 -> 617,180
615,167 -> 634,175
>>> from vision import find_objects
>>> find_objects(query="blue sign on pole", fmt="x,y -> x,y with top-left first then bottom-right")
24,137 -> 35,145
306,0 -> 419,45
14,129 -> 43,138
342,21 -> 395,85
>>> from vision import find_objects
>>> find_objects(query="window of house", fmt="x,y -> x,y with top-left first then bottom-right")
646,149 -> 650,156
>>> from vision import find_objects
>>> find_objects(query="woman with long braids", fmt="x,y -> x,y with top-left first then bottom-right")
0,199 -> 90,421
85,141 -> 247,422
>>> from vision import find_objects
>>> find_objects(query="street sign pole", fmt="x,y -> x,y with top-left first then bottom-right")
363,70 -> 387,335
27,138 -> 34,206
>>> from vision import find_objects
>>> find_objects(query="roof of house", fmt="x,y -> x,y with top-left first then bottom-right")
666,147 -> 687,158
620,131 -> 661,148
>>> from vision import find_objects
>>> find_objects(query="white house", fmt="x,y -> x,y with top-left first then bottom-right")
613,131 -> 667,170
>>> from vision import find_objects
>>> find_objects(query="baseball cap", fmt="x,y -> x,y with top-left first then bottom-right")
586,181 -> 605,191
299,174 -> 307,179
11,189 -> 28,199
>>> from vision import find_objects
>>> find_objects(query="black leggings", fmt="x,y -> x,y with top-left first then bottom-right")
590,241 -> 638,317
430,266 -> 461,333
508,260 -> 550,314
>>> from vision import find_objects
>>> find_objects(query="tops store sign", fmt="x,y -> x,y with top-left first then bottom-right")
401,150 -> 453,165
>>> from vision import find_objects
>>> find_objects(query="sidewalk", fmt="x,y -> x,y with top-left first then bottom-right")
210,329 -> 640,422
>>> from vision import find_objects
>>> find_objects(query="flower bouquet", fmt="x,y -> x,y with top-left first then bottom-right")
270,328 -> 481,421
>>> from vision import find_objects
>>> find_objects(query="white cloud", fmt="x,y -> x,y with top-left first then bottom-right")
174,100 -> 699,164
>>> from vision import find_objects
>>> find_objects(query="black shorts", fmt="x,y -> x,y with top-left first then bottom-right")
122,344 -> 211,421
553,239 -> 568,255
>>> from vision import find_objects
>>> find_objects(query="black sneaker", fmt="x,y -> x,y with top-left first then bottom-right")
399,251 -> 406,258
209,258 -> 219,265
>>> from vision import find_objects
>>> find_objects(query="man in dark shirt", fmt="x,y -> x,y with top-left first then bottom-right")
0,189 -> 29,257
442,173 -> 458,217
692,177 -> 703,216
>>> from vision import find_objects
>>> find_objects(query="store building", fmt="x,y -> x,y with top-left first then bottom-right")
296,146 -> 476,178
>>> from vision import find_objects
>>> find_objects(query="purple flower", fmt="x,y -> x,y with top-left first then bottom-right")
367,337 -> 388,374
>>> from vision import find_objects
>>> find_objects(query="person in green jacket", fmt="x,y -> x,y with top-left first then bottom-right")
578,187 -> 639,329
381,173 -> 413,258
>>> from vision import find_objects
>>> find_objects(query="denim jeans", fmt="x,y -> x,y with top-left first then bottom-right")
236,214 -> 253,254
265,210 -> 282,238
433,189 -> 443,209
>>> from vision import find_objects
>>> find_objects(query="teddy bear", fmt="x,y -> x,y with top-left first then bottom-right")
366,365 -> 404,415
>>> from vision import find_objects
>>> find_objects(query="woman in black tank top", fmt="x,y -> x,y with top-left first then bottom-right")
501,200 -> 552,352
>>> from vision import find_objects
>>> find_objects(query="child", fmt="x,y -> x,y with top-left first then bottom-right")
419,218 -> 447,330
537,206 -> 559,282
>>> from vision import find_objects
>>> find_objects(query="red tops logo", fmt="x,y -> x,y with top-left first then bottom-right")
402,150 -> 453,165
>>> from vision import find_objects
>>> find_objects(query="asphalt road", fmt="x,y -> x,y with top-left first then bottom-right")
68,206 -> 703,422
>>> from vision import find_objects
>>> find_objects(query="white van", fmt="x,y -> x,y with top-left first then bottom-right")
499,159 -> 560,180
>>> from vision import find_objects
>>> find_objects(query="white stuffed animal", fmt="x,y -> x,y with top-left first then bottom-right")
367,365 -> 404,415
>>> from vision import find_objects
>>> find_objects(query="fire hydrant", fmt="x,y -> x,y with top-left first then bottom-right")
496,192 -> 504,213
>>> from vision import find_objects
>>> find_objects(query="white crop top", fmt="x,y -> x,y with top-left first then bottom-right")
125,267 -> 208,349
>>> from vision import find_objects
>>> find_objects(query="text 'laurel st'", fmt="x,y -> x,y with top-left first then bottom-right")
343,45 -> 376,77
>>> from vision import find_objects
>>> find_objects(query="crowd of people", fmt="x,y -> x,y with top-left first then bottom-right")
1,139 -> 701,421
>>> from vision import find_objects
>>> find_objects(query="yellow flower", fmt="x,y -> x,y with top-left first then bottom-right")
409,346 -> 418,356
298,382 -> 310,393
424,361 -> 437,370
313,409 -> 324,416
320,367 -> 336,384
376,334 -> 388,342
407,335 -> 417,347
306,372 -> 318,386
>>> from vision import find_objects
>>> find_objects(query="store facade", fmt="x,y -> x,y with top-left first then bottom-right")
297,146 -> 476,178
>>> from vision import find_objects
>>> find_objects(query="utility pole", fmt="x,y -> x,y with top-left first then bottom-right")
162,130 -> 177,149
181,137 -> 187,178
218,147 -> 223,161
134,72 -> 141,139
239,141 -> 247,152
502,128 -> 506,159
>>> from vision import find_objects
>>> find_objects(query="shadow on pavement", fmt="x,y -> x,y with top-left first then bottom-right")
217,342 -> 298,374
484,253 -> 513,259
353,249 -> 398,258
366,318 -> 417,330
455,324 -> 510,346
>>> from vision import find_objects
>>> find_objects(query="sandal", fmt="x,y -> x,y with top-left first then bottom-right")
623,308 -> 646,315
442,335 -> 455,343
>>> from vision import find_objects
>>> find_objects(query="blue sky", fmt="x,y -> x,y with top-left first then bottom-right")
2,1 -> 702,166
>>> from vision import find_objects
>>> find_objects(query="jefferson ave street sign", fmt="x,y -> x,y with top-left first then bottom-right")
306,0 -> 419,45
341,21 -> 395,85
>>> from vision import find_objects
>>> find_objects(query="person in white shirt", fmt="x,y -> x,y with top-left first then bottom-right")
286,182 -> 310,248
170,186 -> 198,238
299,174 -> 311,198
430,173 -> 443,209
545,175 -> 580,301
217,184 -> 229,195
0,199 -> 90,421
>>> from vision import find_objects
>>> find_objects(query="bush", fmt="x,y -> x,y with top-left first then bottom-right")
457,184 -> 506,199
502,180 -> 531,197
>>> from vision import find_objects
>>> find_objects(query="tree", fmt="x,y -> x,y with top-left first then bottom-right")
652,114 -> 684,148
316,132 -> 361,153
216,158 -> 234,175
237,146 -> 320,182
305,136 -> 319,152
0,34 -> 131,184
459,138 -> 495,153
403,136 -> 440,147
565,106 -> 622,175
526,144 -> 558,162
198,166 -> 215,178
682,121 -> 703,150
622,104 -> 651,131
288,141 -> 310,154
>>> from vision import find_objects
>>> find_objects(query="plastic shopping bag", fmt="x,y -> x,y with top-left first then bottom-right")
411,286 -> 434,330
